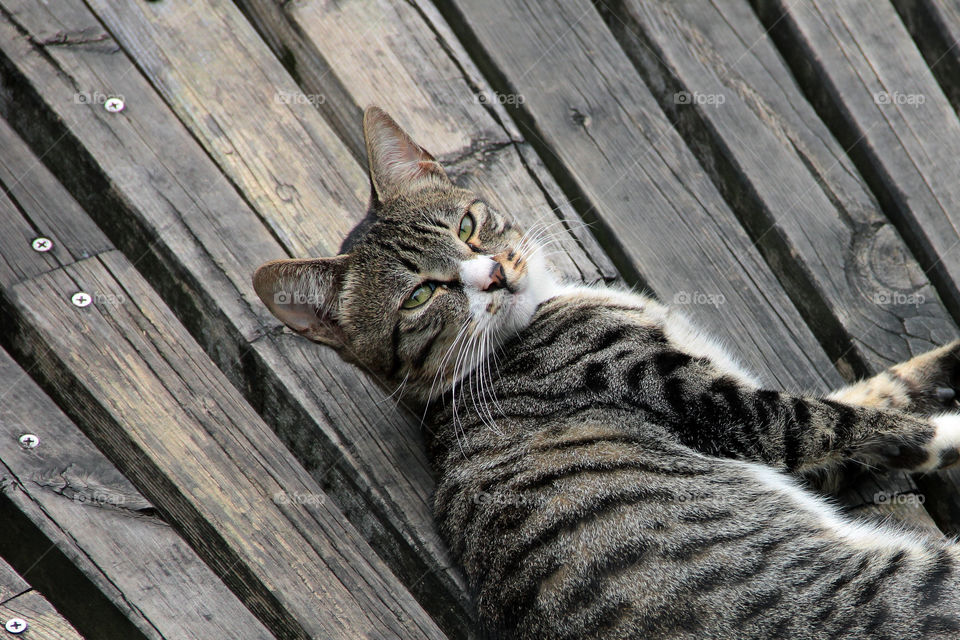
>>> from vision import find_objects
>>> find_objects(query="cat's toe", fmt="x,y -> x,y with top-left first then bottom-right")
916,413 -> 960,472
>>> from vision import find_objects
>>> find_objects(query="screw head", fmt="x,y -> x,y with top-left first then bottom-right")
18,434 -> 39,449
104,97 -> 125,113
4,618 -> 27,634
71,291 -> 92,308
31,237 -> 53,252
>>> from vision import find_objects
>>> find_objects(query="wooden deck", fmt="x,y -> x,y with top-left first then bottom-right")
1,0 -> 959,637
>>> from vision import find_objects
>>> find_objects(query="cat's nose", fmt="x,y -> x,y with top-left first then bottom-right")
459,255 -> 510,292
485,262 -> 506,291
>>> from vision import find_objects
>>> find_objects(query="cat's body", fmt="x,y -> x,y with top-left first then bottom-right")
430,286 -> 960,639
254,107 -> 960,639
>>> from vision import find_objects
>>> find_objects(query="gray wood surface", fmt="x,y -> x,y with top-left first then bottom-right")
435,0 -> 842,393
0,249 -> 446,639
892,0 -> 960,119
232,0 -> 617,284
0,1 -> 474,632
595,0 -> 956,523
750,0 -> 960,535
0,349 -> 274,640
0,557 -> 85,640
750,0 -> 960,323
0,118 -> 275,640
0,124 -> 446,639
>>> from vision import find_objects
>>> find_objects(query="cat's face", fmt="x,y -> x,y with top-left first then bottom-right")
253,107 -> 560,404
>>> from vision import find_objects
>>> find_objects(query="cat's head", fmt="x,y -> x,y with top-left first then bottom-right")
253,107 -> 560,405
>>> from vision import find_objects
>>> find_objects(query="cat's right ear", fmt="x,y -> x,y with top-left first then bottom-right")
252,257 -> 350,349
363,106 -> 449,204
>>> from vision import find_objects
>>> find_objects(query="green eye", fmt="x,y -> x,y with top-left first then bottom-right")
402,282 -> 436,309
458,213 -> 475,242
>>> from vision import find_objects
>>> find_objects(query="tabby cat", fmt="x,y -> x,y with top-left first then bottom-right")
254,107 -> 960,639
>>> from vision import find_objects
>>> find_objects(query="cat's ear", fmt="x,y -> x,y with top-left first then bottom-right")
252,256 -> 350,348
363,106 -> 449,202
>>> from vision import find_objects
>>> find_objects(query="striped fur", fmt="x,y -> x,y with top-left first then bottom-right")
254,107 -> 960,639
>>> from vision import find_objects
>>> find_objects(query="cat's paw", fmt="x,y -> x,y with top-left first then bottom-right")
915,413 -> 960,472
834,341 -> 960,415
890,341 -> 960,415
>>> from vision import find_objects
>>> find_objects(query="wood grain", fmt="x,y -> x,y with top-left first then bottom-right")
436,0 -> 841,393
0,1 -> 474,631
750,0 -> 960,326
0,112 -> 443,636
233,0 -> 617,283
0,249 -> 446,639
0,556 -> 85,640
0,339 -> 275,639
596,0 -> 955,523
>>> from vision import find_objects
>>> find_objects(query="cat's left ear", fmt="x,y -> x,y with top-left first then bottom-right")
252,256 -> 350,349
363,106 -> 450,203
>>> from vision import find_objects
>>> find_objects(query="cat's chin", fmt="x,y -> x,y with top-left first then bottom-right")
484,253 -> 566,338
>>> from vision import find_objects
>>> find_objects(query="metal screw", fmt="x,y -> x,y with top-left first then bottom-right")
4,618 -> 27,634
104,97 -> 125,113
31,237 -> 53,252
18,434 -> 38,449
71,291 -> 92,308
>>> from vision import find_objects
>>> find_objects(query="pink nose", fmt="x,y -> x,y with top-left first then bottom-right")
485,262 -> 506,291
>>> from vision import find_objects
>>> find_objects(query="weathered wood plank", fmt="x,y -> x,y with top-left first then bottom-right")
596,0 -> 954,522
0,104 -> 444,635
891,0 -> 960,118
749,0 -> 960,324
435,0 -> 841,393
599,0 -> 958,375
0,2 -> 474,631
0,332 -> 274,638
748,0 -> 960,533
83,0 -> 603,284
0,557 -> 84,640
0,116 -> 273,640
0,248 -> 447,639
232,0 -> 617,284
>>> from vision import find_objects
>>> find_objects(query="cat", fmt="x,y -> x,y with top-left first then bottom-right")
254,106 -> 960,639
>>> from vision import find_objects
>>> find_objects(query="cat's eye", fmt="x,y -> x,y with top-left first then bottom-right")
402,282 -> 437,309
458,213 -> 475,242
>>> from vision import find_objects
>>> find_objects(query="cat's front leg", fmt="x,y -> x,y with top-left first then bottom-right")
829,340 -> 960,416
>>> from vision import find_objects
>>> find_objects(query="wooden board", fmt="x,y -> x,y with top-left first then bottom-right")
749,0 -> 960,327
232,0 -> 617,284
81,0 -> 605,283
0,249 -> 447,639
0,557 -> 84,640
0,136 -> 447,639
434,0 -> 842,393
599,0 -> 958,376
0,2 -> 474,632
891,0 -> 960,118
594,0 -> 955,523
749,0 -> 960,536
0,336 -> 275,639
